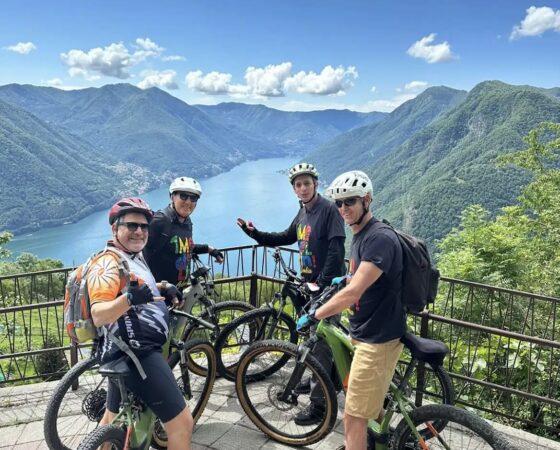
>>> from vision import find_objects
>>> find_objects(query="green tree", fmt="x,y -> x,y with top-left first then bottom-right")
436,122 -> 560,297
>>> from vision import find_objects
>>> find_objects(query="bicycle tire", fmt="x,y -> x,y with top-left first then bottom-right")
390,361 -> 454,439
152,339 -> 216,449
236,340 -> 337,447
44,356 -> 104,450
393,404 -> 510,450
215,308 -> 298,381
77,424 -> 125,450
182,300 -> 253,376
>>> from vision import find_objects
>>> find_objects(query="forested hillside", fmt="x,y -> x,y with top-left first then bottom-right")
366,81 -> 560,243
197,102 -> 385,154
0,100 -> 157,233
0,84 -> 280,176
306,86 -> 467,182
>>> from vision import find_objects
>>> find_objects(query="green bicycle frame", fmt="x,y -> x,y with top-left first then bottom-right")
314,319 -> 427,450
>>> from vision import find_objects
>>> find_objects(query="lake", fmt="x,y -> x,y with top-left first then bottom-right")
6,157 -> 302,266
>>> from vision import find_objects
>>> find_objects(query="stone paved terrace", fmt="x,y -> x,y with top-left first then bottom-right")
0,377 -> 558,450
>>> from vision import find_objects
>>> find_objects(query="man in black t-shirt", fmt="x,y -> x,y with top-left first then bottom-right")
299,170 -> 406,450
238,162 -> 346,425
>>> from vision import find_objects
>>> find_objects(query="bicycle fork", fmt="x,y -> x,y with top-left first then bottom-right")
277,341 -> 314,404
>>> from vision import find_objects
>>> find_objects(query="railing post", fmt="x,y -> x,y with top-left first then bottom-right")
414,310 -> 430,406
249,273 -> 258,308
70,341 -> 79,390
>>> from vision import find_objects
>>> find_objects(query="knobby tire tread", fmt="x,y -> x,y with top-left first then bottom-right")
236,339 -> 337,447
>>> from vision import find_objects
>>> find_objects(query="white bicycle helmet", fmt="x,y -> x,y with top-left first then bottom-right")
288,162 -> 319,184
326,170 -> 373,199
169,177 -> 202,197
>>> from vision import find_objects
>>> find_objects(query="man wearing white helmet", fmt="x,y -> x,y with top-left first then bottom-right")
238,162 -> 346,297
237,162 -> 346,425
297,170 -> 406,450
144,177 -> 223,289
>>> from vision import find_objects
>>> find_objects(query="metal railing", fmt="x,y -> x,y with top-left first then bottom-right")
0,244 -> 558,439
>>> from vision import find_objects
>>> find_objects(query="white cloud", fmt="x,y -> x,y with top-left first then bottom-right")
370,86 -> 377,93
510,6 -> 560,40
407,34 -> 455,63
404,80 -> 428,92
186,70 -> 234,95
135,37 -> 164,53
162,55 -> 186,62
4,41 -> 36,54
284,65 -> 357,96
60,38 -> 164,80
138,70 -> 178,90
243,62 -> 293,97
45,78 -> 63,87
186,62 -> 357,99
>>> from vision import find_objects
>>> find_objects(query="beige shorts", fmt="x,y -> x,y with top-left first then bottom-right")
345,338 -> 403,419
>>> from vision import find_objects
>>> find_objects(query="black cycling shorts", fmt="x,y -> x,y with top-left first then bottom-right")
106,351 -> 186,423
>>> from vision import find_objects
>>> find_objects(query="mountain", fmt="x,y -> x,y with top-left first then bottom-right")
196,102 -> 386,154
0,84 -> 281,177
305,86 -> 467,183
366,81 -> 560,243
0,99 -> 158,234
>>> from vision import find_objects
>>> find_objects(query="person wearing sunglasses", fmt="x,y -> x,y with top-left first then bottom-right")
297,170 -> 406,450
144,177 -> 223,290
237,162 -> 346,425
88,197 -> 193,450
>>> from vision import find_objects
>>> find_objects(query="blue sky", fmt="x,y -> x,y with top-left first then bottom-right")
1,0 -> 558,112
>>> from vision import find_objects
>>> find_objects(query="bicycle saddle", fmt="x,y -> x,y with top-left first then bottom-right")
400,333 -> 449,366
99,355 -> 131,377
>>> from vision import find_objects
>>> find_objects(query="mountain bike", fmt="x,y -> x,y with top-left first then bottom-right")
76,329 -> 216,450
234,282 -> 508,449
174,253 -> 254,375
44,284 -> 227,450
214,247 -> 308,381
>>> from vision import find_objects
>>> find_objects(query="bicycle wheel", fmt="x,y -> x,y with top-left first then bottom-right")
389,361 -> 454,439
236,340 -> 337,447
152,339 -> 216,449
183,300 -> 253,375
393,404 -> 510,450
44,357 -> 106,450
77,424 -> 125,450
215,308 -> 298,381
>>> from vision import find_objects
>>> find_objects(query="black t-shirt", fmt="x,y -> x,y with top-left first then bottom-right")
293,195 -> 346,281
348,218 -> 406,343
144,205 -> 195,288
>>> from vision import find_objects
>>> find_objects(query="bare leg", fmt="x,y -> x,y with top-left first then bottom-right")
163,406 -> 194,450
344,412 -> 367,450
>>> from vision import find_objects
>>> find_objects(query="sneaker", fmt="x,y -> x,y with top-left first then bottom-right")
293,403 -> 325,426
294,377 -> 311,394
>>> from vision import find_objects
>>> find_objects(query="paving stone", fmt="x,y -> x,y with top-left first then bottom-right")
211,423 -> 268,450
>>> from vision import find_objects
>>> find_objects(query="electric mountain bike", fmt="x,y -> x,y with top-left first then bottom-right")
235,282 -> 508,449
77,325 -> 216,450
214,247 -> 309,381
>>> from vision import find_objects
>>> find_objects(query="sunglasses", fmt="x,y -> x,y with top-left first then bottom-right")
120,222 -> 150,232
335,197 -> 359,208
177,192 -> 199,202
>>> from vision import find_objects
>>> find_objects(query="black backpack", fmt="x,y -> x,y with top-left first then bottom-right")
374,220 -> 440,313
